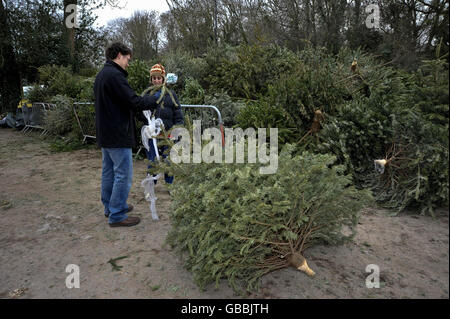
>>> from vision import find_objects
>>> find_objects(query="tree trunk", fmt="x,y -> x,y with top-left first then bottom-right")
0,0 -> 22,114
63,0 -> 77,69
304,0 -> 311,39
354,0 -> 360,27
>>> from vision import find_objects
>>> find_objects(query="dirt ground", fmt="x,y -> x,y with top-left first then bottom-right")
0,128 -> 448,299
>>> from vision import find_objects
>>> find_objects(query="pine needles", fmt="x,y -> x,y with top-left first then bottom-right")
165,145 -> 372,293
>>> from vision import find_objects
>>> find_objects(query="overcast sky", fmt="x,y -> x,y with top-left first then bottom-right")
93,0 -> 170,27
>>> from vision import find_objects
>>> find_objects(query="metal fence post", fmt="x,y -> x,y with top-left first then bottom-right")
180,104 -> 225,147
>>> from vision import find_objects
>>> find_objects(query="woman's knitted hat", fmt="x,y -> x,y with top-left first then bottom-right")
150,63 -> 166,78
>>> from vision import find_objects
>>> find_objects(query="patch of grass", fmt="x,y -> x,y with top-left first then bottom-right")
151,285 -> 160,291
168,285 -> 180,292
107,255 -> 129,271
48,137 -> 87,153
0,199 -> 12,210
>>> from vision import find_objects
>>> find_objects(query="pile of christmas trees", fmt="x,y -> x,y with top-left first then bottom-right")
149,44 -> 448,293
163,146 -> 372,293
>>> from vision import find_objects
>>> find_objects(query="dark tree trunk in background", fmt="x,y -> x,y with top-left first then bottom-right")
0,0 -> 22,114
354,0 -> 361,27
63,0 -> 77,70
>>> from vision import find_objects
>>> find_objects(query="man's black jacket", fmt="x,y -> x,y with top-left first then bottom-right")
94,60 -> 158,148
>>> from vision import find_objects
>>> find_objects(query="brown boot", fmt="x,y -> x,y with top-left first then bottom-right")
109,216 -> 140,227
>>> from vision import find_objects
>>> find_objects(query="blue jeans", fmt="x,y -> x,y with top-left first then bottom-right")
101,148 -> 133,224
145,140 -> 174,184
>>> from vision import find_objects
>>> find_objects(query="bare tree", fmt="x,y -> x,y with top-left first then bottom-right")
166,0 -> 216,55
125,10 -> 160,60
161,0 -> 448,63
105,10 -> 160,61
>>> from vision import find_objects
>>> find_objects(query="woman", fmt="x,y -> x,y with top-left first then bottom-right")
141,63 -> 184,184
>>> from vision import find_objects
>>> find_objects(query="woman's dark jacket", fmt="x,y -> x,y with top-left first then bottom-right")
94,60 -> 159,148
139,88 -> 184,131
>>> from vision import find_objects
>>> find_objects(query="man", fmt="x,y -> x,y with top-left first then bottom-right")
94,42 -> 158,227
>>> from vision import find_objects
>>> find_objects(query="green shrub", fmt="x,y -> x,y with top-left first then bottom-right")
164,145 -> 373,294
205,44 -> 300,99
371,108 -> 449,215
370,57 -> 449,214
38,65 -> 81,98
76,77 -> 95,101
41,94 -> 93,152
317,56 -> 449,215
127,59 -> 151,94
413,57 -> 449,137
162,50 -> 209,93
48,135 -> 86,152
204,92 -> 245,127
180,77 -> 205,105
27,84 -> 51,103
234,47 -> 373,146
72,102 -> 96,138
180,80 -> 244,128
231,45 -> 448,215
28,65 -> 95,102
235,99 -> 295,144
43,95 -> 74,136
78,66 -> 99,78
37,65 -> 72,86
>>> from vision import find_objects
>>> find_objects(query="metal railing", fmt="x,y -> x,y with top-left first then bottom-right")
180,104 -> 225,147
134,104 -> 224,160
71,103 -> 225,158
21,102 -> 55,135
72,102 -> 96,143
